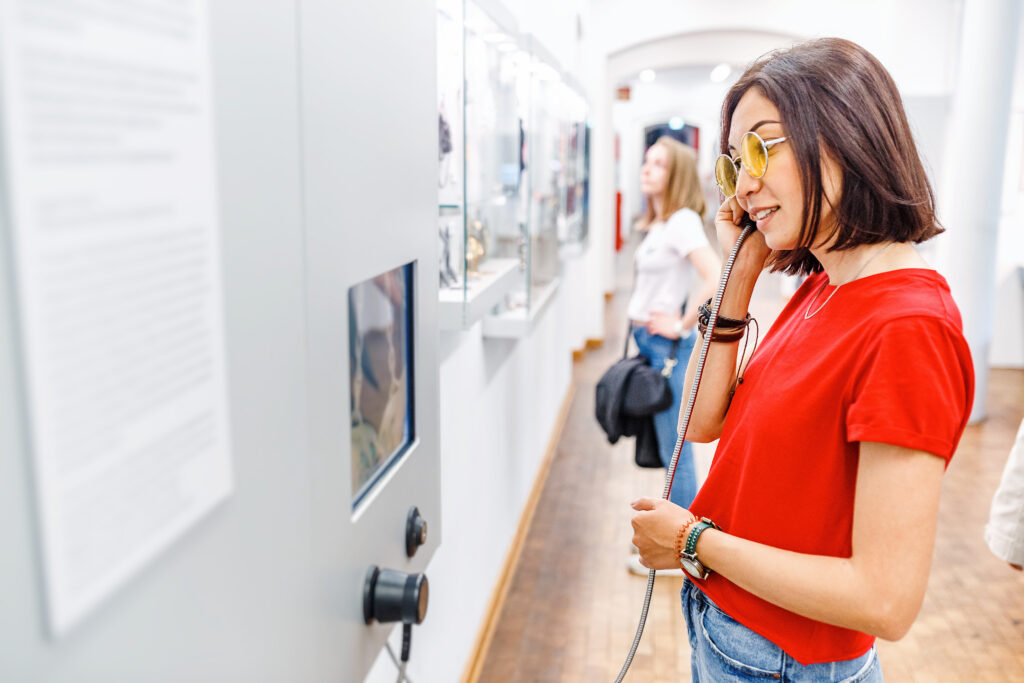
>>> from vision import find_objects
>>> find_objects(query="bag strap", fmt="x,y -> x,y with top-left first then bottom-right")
624,237 -> 643,359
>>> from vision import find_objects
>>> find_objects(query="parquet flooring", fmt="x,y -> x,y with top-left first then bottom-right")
477,260 -> 1024,682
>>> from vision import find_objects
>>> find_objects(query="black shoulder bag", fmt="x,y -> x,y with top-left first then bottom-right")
594,321 -> 680,468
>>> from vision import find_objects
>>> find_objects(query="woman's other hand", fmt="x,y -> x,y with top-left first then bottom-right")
715,196 -> 772,276
647,311 -> 684,339
631,498 -> 695,570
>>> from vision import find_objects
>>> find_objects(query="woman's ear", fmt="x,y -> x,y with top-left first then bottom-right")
820,150 -> 844,210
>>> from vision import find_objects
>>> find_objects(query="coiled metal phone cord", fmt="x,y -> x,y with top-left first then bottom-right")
613,224 -> 757,683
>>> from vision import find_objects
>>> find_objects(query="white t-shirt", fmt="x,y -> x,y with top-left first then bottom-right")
626,207 -> 710,323
986,417 -> 1024,566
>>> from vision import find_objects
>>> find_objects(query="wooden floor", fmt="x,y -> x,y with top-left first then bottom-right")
478,273 -> 1024,682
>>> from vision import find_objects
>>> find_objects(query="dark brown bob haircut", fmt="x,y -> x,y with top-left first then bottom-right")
721,37 -> 943,275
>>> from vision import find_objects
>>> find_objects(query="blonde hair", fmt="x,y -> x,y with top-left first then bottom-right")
641,136 -> 705,228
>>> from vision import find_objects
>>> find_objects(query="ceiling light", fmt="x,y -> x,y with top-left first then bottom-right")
638,69 -> 655,83
669,117 -> 684,130
710,63 -> 732,83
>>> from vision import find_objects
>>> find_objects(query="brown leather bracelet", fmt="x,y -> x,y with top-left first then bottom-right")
698,298 -> 750,330
697,325 -> 746,343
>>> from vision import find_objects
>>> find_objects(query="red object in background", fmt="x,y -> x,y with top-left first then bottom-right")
693,127 -> 699,151
614,133 -> 622,251
615,191 -> 623,251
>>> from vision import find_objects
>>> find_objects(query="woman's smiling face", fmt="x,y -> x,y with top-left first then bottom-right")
728,88 -> 839,252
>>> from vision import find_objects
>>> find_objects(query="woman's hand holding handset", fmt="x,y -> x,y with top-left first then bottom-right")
714,196 -> 772,288
681,198 -> 772,442
630,498 -> 694,571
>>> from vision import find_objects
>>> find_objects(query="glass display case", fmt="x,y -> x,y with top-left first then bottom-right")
436,0 -> 522,330
435,12 -> 588,336
437,0 -> 462,210
561,83 -> 588,248
581,121 -> 591,242
481,36 -> 563,337
525,49 -> 561,294
437,0 -> 467,330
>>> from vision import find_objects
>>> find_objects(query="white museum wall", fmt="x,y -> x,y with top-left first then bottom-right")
590,0 -> 959,97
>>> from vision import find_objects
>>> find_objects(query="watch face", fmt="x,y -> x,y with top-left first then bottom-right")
680,557 -> 704,580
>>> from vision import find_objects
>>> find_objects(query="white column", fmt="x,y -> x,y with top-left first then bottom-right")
940,0 -> 1021,422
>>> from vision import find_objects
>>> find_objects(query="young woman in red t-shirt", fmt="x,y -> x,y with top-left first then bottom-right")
629,38 -> 974,681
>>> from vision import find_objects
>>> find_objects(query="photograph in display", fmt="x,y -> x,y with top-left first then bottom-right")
349,263 -> 416,504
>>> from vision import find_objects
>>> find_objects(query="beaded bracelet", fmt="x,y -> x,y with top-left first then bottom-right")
674,516 -> 701,558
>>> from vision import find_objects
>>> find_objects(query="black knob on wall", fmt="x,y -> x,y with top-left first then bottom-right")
363,566 -> 429,626
406,506 -> 428,557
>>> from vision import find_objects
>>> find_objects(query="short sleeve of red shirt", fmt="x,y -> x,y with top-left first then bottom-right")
846,316 -> 973,462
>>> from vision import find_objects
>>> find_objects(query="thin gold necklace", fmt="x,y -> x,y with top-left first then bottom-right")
804,242 -> 895,319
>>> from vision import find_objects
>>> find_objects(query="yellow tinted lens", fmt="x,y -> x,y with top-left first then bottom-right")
714,154 -> 737,196
741,132 -> 768,178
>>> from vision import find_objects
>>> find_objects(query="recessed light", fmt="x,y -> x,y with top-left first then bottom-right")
710,63 -> 732,83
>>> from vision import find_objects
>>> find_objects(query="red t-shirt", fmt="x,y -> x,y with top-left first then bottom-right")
689,268 -> 974,665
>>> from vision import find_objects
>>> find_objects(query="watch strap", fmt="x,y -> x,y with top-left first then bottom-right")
684,518 -> 720,559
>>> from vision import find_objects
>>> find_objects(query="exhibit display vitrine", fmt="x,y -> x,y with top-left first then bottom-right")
435,6 -> 589,336
478,37 -> 556,337
436,0 -> 522,330
561,84 -> 588,248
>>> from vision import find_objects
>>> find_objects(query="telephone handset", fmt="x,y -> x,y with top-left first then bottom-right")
614,222 -> 760,683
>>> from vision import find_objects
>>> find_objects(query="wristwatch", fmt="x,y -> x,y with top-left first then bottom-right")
679,518 -> 721,580
673,319 -> 685,337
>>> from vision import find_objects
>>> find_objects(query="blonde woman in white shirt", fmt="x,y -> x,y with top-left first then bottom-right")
627,137 -> 721,511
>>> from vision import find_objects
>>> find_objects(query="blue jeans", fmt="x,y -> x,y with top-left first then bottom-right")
682,581 -> 884,682
632,325 -> 697,508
